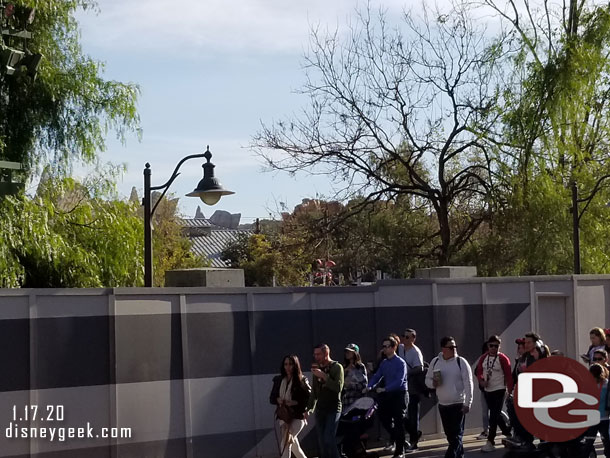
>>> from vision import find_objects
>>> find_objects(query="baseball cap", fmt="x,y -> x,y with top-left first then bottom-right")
345,343 -> 360,353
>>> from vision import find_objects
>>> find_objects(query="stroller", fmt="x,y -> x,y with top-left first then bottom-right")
336,396 -> 379,458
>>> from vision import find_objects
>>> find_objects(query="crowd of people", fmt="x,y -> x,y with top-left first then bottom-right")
269,327 -> 610,458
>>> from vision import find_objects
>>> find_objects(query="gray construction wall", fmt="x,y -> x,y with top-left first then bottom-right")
0,275 -> 608,458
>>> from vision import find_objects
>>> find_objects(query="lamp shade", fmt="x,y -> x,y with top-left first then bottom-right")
199,191 -> 221,205
186,178 -> 234,205
185,147 -> 234,205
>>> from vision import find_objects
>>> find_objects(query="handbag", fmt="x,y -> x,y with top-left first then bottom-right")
275,403 -> 293,424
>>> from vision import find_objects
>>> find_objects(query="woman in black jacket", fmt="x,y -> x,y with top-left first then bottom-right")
270,355 -> 311,458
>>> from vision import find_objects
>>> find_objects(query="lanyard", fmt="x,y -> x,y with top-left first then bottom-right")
487,354 -> 498,373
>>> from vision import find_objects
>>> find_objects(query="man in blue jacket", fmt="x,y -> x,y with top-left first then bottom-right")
366,336 -> 408,458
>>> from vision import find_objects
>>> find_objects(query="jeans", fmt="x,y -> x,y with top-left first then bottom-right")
438,403 -> 465,458
585,419 -> 610,457
507,394 -> 533,444
315,410 -> 341,458
379,390 -> 406,454
484,389 -> 510,443
480,387 -> 489,431
279,418 -> 307,458
406,392 -> 421,444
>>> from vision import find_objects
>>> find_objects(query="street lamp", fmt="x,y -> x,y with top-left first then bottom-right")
143,146 -> 234,287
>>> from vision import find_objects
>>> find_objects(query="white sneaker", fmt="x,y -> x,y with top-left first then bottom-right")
481,441 -> 496,452
382,443 -> 396,453
476,430 -> 488,440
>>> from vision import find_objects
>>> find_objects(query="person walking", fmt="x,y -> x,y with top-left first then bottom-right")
399,328 -> 425,451
308,344 -> 344,458
505,332 -> 547,450
425,336 -> 473,458
475,336 -> 513,453
269,355 -> 311,458
341,343 -> 367,411
366,336 -> 409,458
586,363 -> 610,457
472,341 -> 491,441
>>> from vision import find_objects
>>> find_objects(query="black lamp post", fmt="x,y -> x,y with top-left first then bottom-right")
143,146 -> 234,287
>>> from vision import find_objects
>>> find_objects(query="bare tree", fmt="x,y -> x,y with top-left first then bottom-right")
253,2 -> 506,264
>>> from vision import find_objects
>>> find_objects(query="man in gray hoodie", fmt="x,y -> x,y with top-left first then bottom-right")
425,336 -> 473,458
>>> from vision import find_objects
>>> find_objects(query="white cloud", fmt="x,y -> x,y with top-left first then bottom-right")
78,0 -> 407,55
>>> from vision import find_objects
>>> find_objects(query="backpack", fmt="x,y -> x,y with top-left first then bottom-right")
406,360 -> 432,397
427,356 -> 463,397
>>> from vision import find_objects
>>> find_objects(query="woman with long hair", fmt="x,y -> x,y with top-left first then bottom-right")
338,343 -> 368,457
342,343 -> 367,411
587,363 -> 610,457
582,327 -> 606,365
269,355 -> 311,458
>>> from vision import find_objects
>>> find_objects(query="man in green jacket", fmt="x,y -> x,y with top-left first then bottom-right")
308,343 -> 344,458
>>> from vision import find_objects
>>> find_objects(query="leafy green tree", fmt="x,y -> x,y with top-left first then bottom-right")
480,0 -> 610,274
0,165 -> 143,287
0,0 -> 140,170
275,197 -> 438,282
0,167 -> 207,287
222,233 -> 310,287
333,198 -> 439,280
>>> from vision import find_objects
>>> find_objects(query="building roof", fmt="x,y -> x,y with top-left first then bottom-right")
181,217 -> 215,228
181,218 -> 251,268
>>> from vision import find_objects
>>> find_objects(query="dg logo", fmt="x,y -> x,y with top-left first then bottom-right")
514,356 -> 601,442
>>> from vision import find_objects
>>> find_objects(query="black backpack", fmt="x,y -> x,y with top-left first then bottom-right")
406,360 -> 432,397
426,356 -> 463,397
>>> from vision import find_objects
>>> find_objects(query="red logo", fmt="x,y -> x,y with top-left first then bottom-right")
513,356 -> 600,442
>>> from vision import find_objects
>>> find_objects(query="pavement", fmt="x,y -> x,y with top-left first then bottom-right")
363,433 -> 605,457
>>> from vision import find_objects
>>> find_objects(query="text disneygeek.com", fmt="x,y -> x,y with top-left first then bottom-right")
5,405 -> 132,442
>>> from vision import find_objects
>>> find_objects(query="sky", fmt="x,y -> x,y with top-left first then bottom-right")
73,0 -> 409,223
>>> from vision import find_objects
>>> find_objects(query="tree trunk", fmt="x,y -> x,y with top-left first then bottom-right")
437,199 -> 451,265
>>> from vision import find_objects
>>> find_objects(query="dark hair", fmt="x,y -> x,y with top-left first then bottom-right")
344,349 -> 363,367
404,328 -> 416,338
487,335 -> 501,345
440,336 -> 455,348
590,363 -> 609,381
280,355 -> 304,381
524,332 -> 541,342
314,343 -> 330,353
384,336 -> 398,348
532,344 -> 549,359
594,349 -> 609,359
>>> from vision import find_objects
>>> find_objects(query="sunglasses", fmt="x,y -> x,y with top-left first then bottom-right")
488,344 -> 499,348
382,344 -> 391,348
593,357 -> 605,362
